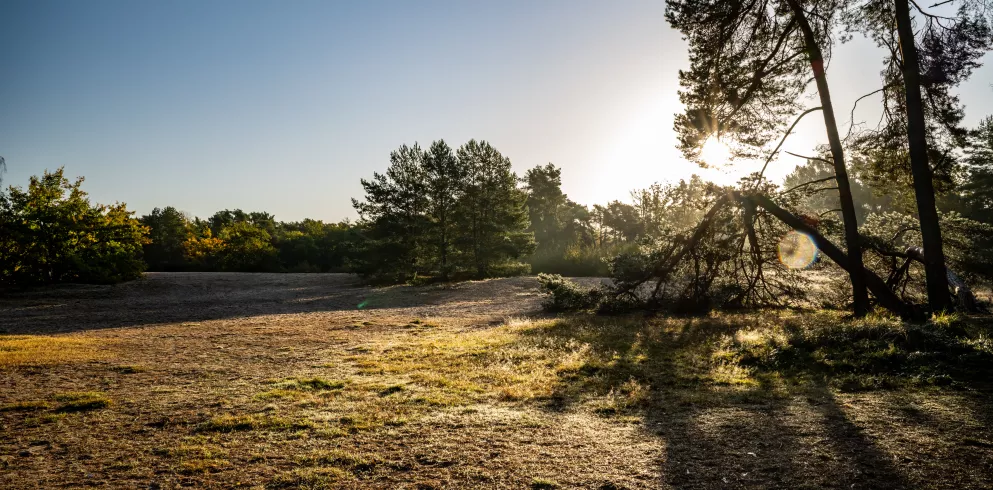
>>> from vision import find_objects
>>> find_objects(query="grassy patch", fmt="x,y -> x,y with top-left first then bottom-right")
297,449 -> 380,472
269,467 -> 354,488
0,335 -> 110,367
196,414 -> 313,433
531,477 -> 561,489
271,377 -> 347,391
0,400 -> 50,412
53,392 -> 111,412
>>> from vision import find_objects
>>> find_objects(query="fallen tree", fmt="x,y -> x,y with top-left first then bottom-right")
542,182 -> 982,319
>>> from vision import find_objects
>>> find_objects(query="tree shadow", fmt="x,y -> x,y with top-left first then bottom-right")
527,313 -> 993,489
0,272 -> 545,334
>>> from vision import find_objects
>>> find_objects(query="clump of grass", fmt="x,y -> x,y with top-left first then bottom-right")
297,449 -> 380,472
272,377 -> 347,391
269,467 -> 354,488
53,392 -> 111,412
0,400 -> 50,412
727,311 -> 993,390
0,335 -> 110,367
379,385 -> 404,396
111,365 -> 145,374
196,414 -> 312,433
531,477 -> 561,489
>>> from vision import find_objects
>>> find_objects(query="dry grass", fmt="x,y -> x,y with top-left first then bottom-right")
1,273 -> 992,488
0,335 -> 110,367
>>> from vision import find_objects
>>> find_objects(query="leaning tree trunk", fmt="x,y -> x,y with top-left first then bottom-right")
785,0 -> 870,317
894,0 -> 951,312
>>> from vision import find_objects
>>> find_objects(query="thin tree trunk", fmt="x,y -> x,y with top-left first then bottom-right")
894,0 -> 951,312
785,0 -> 870,317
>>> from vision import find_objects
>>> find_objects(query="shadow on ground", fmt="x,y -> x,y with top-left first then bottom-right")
529,313 -> 993,489
0,272 -> 547,334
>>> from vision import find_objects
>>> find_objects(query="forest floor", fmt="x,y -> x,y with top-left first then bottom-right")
2,273 -> 993,489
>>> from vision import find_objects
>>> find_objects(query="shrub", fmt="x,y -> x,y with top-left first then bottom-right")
537,274 -> 603,312
0,168 -> 148,286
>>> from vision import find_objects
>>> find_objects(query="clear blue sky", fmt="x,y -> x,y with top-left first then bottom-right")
2,1 -> 991,222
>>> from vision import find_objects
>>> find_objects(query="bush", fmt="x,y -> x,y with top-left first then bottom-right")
537,274 -> 604,312
0,168 -> 148,286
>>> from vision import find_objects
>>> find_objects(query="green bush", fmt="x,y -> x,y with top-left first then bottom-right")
0,168 -> 148,286
536,274 -> 604,312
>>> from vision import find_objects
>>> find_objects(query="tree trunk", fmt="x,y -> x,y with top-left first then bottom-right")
894,0 -> 951,312
785,0 -> 870,317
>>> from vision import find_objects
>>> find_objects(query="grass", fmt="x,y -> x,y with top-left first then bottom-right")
0,335 -> 110,367
0,400 -> 49,412
53,391 -> 111,412
196,414 -> 313,433
4,275 -> 993,489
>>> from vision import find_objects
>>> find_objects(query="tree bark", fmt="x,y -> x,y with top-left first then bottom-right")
894,0 -> 951,312
784,0 -> 870,317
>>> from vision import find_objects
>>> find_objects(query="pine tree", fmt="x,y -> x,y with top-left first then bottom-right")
455,140 -> 535,276
352,144 -> 429,281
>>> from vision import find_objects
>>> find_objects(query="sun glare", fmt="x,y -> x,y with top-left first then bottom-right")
700,136 -> 732,167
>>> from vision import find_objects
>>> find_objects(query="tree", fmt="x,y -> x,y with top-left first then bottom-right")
0,168 -> 148,286
842,0 -> 992,311
524,163 -> 569,252
961,116 -> 993,221
455,140 -> 535,276
352,144 -> 430,281
666,0 -> 871,315
141,207 -> 194,271
217,221 -> 277,272
423,140 -> 468,278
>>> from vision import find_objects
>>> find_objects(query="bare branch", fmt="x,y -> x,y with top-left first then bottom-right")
844,83 -> 898,142
782,175 -> 836,194
784,150 -> 833,164
757,106 -> 823,181
910,0 -> 957,20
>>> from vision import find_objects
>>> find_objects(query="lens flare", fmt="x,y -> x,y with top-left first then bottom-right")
777,231 -> 818,269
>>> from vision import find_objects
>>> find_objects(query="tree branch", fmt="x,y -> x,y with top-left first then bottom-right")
784,150 -> 833,165
782,175 -> 836,194
757,107 -> 823,181
844,83 -> 899,141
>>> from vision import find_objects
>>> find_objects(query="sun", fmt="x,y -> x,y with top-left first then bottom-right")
700,136 -> 732,167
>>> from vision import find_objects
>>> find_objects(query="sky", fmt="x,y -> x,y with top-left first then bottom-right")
1,0 -> 992,222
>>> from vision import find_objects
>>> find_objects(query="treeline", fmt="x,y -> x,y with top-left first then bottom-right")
0,140 -> 680,286
5,118 -> 991,290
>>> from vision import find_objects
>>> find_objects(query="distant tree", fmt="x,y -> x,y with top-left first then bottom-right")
182,229 -> 226,271
455,140 -> 535,276
0,168 -> 148,285
961,116 -> 993,221
217,221 -> 277,272
602,201 -> 643,242
423,140 -> 467,278
352,144 -> 430,281
141,206 -> 194,271
524,163 -> 569,252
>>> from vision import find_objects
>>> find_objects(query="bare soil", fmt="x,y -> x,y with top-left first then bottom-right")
1,273 -> 991,489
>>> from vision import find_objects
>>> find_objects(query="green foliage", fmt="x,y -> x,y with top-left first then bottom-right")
536,274 -> 604,312
141,206 -> 194,271
729,313 -> 993,390
0,168 -> 148,286
352,139 -> 535,282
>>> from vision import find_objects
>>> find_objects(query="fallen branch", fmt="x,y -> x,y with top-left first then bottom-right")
743,193 -> 916,318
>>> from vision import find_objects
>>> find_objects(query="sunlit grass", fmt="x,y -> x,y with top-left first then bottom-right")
0,335 -> 111,367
